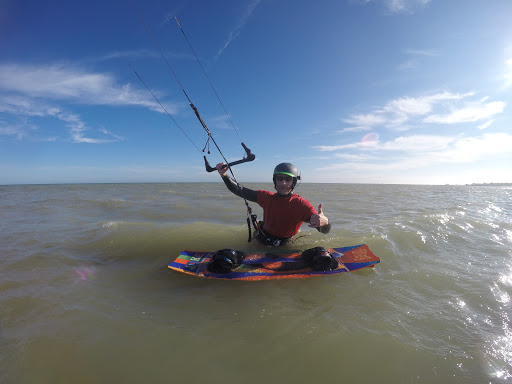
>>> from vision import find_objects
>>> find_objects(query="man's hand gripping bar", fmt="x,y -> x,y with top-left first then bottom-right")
204,142 -> 256,172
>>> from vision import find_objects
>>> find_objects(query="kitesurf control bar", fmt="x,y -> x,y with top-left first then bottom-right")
204,142 -> 255,172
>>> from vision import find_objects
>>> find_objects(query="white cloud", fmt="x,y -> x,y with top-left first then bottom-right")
207,114 -> 233,130
332,153 -> 376,161
322,88 -> 510,184
342,113 -> 387,132
315,134 -> 456,152
405,49 -> 439,57
0,96 -> 124,143
0,64 -> 106,99
385,96 -> 434,116
357,0 -> 431,14
316,133 -> 512,178
316,142 -> 362,151
398,59 -> 418,71
317,132 -> 512,160
62,112 -> 120,144
0,63 -> 168,111
385,0 -> 431,14
398,49 -> 439,71
436,133 -> 512,163
341,91 -> 505,131
424,101 -> 506,124
96,49 -> 159,62
0,123 -> 30,140
478,120 -> 494,130
0,62 -> 182,143
380,134 -> 455,151
0,95 -> 60,117
503,55 -> 512,89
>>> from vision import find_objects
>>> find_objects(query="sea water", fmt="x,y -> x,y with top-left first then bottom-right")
0,182 -> 511,383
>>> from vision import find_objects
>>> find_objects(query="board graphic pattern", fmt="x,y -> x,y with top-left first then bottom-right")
168,244 -> 380,280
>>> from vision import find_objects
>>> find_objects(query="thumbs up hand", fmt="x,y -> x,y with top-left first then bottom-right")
308,204 -> 328,228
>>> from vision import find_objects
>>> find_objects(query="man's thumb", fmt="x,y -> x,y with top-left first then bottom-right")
318,204 -> 323,214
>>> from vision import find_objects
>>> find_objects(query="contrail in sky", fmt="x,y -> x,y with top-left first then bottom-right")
215,0 -> 262,61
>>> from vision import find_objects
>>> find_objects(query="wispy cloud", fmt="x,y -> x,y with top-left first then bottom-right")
385,0 -> 431,14
94,49 -> 193,63
341,91 -> 505,132
398,59 -> 419,71
315,89 -> 510,182
405,49 -> 439,57
214,0 -> 261,61
424,100 -> 506,124
207,114 -> 233,130
317,133 -> 512,171
343,113 -> 388,132
0,62 -> 178,143
316,134 -> 456,152
0,63 -> 167,110
504,53 -> 512,89
358,0 -> 431,14
478,120 -> 494,130
436,133 -> 512,163
0,121 -> 38,141
398,48 -> 440,71
95,49 -> 159,62
0,96 -> 120,143
62,111 -> 118,144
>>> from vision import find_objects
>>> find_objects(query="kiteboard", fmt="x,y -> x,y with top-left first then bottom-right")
168,244 -> 380,281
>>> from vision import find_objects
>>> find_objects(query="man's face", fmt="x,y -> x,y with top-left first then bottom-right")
274,174 -> 293,195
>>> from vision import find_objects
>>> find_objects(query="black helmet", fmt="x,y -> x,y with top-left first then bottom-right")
273,162 -> 301,191
273,162 -> 299,178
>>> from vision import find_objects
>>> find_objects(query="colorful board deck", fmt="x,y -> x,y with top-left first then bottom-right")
168,244 -> 380,281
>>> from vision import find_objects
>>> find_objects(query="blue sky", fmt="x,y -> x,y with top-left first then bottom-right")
1,0 -> 511,185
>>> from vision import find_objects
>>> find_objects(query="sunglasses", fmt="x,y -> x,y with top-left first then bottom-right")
275,175 -> 293,182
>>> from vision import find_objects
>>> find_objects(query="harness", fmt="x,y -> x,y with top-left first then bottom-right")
255,227 -> 291,247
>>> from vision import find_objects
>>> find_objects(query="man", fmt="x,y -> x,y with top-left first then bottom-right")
216,162 -> 331,246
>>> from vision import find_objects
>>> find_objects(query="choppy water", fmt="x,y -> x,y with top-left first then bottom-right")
1,182 -> 511,383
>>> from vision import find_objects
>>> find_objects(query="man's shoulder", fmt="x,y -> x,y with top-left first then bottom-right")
290,193 -> 308,202
291,194 -> 315,209
257,189 -> 275,203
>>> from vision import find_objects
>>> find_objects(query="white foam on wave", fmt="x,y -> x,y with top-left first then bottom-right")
102,221 -> 121,228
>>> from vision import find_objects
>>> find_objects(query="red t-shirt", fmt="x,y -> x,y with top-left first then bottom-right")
257,190 -> 317,238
